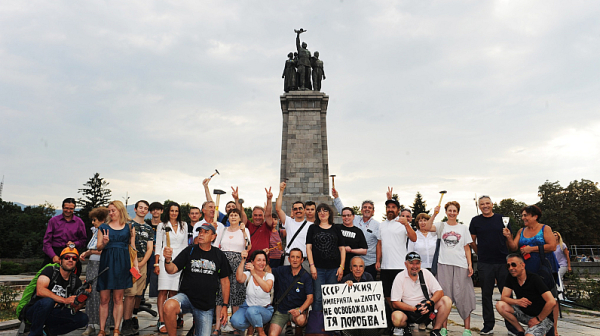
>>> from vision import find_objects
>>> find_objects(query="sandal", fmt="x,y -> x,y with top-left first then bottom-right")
98,331 -> 106,336
212,330 -> 221,336
158,322 -> 168,334
113,328 -> 120,336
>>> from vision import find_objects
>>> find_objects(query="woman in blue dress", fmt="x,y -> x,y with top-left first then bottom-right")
96,200 -> 139,336
504,205 -> 559,336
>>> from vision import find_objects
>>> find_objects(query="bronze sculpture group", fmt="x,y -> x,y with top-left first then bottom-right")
282,29 -> 326,92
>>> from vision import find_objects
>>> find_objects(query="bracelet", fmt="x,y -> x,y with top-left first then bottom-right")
165,259 -> 172,264
309,263 -> 314,266
535,316 -> 541,322
339,265 -> 344,270
154,264 -> 159,267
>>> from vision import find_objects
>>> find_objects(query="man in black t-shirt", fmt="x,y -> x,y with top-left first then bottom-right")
162,223 -> 232,336
24,247 -> 88,336
469,195 -> 514,334
338,207 -> 368,275
496,253 -> 556,336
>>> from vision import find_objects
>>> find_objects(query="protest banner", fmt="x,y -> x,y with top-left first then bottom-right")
321,281 -> 386,331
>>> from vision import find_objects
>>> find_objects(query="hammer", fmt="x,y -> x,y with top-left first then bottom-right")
437,190 -> 448,207
208,169 -> 220,180
165,227 -> 172,247
330,175 -> 336,190
213,189 -> 226,224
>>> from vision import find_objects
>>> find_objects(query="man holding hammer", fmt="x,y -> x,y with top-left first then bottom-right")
162,223 -> 232,336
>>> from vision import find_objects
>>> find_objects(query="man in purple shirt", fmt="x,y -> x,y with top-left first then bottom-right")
42,198 -> 87,274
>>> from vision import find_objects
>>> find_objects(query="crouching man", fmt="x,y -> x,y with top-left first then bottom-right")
496,253 -> 556,336
23,246 -> 88,336
162,223 -> 232,336
390,252 -> 452,336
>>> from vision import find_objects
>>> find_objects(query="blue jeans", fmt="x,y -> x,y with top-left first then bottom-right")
230,302 -> 274,330
25,297 -> 88,336
170,293 -> 214,336
313,268 -> 338,311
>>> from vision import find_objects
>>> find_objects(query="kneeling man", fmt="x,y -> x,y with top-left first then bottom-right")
23,246 -> 88,336
496,253 -> 556,336
390,252 -> 451,336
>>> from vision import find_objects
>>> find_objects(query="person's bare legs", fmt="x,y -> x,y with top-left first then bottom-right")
99,290 -> 111,333
495,301 -> 525,333
553,303 -> 559,336
214,305 -> 223,332
391,311 -> 408,328
163,298 -> 180,336
112,289 -> 125,335
433,296 -> 452,330
464,315 -> 471,330
158,290 -> 168,323
124,296 -> 136,320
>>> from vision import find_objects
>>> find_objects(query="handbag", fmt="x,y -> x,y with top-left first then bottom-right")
281,220 -> 307,264
127,221 -> 140,283
430,222 -> 445,276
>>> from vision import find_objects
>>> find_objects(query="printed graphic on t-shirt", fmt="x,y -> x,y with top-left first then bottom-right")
442,231 -> 462,248
313,232 -> 338,260
341,230 -> 356,239
190,259 -> 217,274
51,284 -> 67,298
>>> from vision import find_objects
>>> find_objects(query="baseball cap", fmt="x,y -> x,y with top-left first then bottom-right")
385,199 -> 401,208
405,252 -> 421,262
197,223 -> 216,233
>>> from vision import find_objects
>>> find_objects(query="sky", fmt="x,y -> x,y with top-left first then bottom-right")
1,1 -> 599,222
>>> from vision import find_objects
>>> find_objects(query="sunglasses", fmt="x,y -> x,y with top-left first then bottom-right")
506,262 -> 518,269
63,256 -> 78,261
318,208 -> 330,213
293,207 -> 304,211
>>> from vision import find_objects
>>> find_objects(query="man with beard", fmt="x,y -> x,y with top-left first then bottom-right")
390,252 -> 452,336
376,197 -> 417,332
332,188 -> 381,280
276,182 -> 312,270
23,246 -> 88,336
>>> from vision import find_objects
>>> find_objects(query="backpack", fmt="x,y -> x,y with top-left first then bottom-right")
16,263 -> 60,321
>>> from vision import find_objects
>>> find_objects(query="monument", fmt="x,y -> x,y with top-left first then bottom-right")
279,29 -> 333,213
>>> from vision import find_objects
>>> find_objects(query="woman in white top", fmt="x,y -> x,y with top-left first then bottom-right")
154,202 -> 189,333
230,249 -> 274,336
214,208 -> 251,335
407,213 -> 437,269
553,231 -> 571,294
424,201 -> 475,336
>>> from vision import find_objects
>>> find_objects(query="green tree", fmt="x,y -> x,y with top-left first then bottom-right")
0,199 -> 55,259
76,173 -> 111,229
410,192 -> 429,226
351,206 -> 362,216
537,179 -> 600,245
493,198 -> 527,231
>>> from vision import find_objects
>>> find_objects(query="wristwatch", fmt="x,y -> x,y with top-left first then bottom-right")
298,309 -> 303,314
165,259 -> 172,264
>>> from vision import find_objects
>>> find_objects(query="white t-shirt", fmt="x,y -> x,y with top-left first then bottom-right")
390,268 -> 443,307
435,222 -> 472,269
218,227 -> 251,252
192,219 -> 225,247
244,271 -> 275,307
283,216 -> 312,256
378,219 -> 410,270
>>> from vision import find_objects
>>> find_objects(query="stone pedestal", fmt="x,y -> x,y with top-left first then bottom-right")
280,91 -> 333,213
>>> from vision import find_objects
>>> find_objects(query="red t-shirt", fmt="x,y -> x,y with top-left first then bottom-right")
247,221 -> 272,255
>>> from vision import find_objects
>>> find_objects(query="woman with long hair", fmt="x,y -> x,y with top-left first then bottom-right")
155,202 -> 189,333
553,231 -> 571,294
230,250 -> 274,336
424,201 -> 475,336
213,208 -> 251,336
96,201 -> 138,336
505,205 -> 559,335
306,203 -> 346,312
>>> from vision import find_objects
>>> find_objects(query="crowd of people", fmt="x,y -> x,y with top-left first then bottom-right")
23,179 -> 571,336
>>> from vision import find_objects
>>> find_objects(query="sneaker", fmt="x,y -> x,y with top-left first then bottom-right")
419,323 -> 427,331
403,326 -> 412,336
463,330 -> 472,336
479,326 -> 493,335
82,326 -> 95,336
430,330 -> 442,336
121,319 -> 135,336
440,328 -> 448,336
132,317 -> 139,331
392,328 -> 404,336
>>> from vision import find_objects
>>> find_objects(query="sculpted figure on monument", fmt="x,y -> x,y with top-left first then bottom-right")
295,28 -> 312,90
282,52 -> 297,93
311,51 -> 325,92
